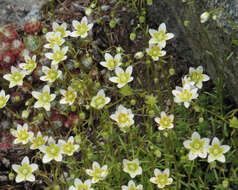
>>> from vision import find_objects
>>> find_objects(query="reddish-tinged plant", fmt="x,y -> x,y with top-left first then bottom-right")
11,39 -> 25,56
51,114 -> 64,128
24,18 -> 41,34
69,114 -> 79,125
0,26 -> 17,42
1,51 -> 15,71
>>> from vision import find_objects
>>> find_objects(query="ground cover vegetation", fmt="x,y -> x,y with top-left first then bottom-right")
0,0 -> 238,189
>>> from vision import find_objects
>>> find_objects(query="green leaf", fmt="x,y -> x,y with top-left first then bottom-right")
229,116 -> 238,128
119,85 -> 134,97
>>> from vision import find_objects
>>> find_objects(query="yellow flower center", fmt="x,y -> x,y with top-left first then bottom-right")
39,91 -> 52,104
178,89 -> 193,102
117,113 -> 129,124
190,138 -> 205,153
106,58 -> 118,70
209,144 -> 223,157
160,116 -> 172,128
17,129 -> 30,143
55,27 -> 66,38
32,136 -> 46,148
10,72 -> 24,84
52,50 -> 65,63
189,71 -> 204,85
47,69 -> 59,81
65,90 -> 76,102
46,143 -> 61,158
76,184 -> 89,190
62,142 -> 75,155
127,162 -> 138,173
118,72 -> 130,85
154,30 -> 168,42
18,163 -> 32,179
149,46 -> 162,58
156,173 -> 169,186
77,23 -> 89,36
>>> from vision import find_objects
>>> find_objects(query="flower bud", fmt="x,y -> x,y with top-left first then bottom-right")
22,110 -> 30,119
85,7 -> 92,16
130,33 -> 136,41
130,99 -> 136,105
134,51 -> 144,59
222,179 -> 229,188
147,0 -> 153,5
200,12 -> 210,23
109,19 -> 116,28
8,172 -> 15,180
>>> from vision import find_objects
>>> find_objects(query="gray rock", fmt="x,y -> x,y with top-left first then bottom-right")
147,0 -> 238,104
0,0 -> 47,26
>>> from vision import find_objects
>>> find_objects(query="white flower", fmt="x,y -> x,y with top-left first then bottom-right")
39,137 -> 63,163
149,23 -> 174,47
122,180 -> 143,190
45,45 -> 68,65
200,12 -> 210,23
183,132 -> 210,160
208,137 -> 230,163
86,161 -> 108,183
109,66 -> 133,88
30,131 -> 48,150
154,111 -> 174,130
44,32 -> 65,49
100,53 -> 122,70
40,65 -> 62,83
90,89 -> 110,109
19,55 -> 37,75
0,89 -> 10,109
69,178 -> 94,190
52,22 -> 71,38
150,168 -> 173,189
110,105 -> 134,132
172,84 -> 198,108
58,136 -> 79,156
12,156 -> 38,183
59,87 -> 77,105
71,16 -> 94,38
3,66 -> 26,88
32,85 -> 56,111
11,123 -> 34,145
188,66 -> 210,89
123,159 -> 142,178
146,45 -> 166,61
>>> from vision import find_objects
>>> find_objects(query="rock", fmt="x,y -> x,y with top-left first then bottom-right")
0,0 -> 47,26
147,0 -> 238,104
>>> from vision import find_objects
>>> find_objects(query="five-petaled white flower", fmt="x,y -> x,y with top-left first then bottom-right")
40,65 -> 62,83
122,180 -> 143,190
90,89 -> 111,109
150,168 -> 173,189
52,22 -> 71,38
3,66 -> 26,88
154,111 -> 174,130
187,66 -> 210,89
100,53 -> 122,71
19,55 -> 37,75
69,178 -> 94,190
39,137 -> 63,163
30,131 -> 48,150
86,161 -> 108,183
110,105 -> 134,132
109,66 -> 133,88
146,45 -> 166,61
58,136 -> 79,156
172,84 -> 198,108
11,123 -> 34,145
12,156 -> 38,183
71,16 -> 94,38
208,137 -> 230,163
0,89 -> 10,109
32,85 -> 56,111
44,32 -> 65,49
45,45 -> 68,65
149,23 -> 174,48
183,132 -> 210,160
123,159 -> 142,178
59,87 -> 77,105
